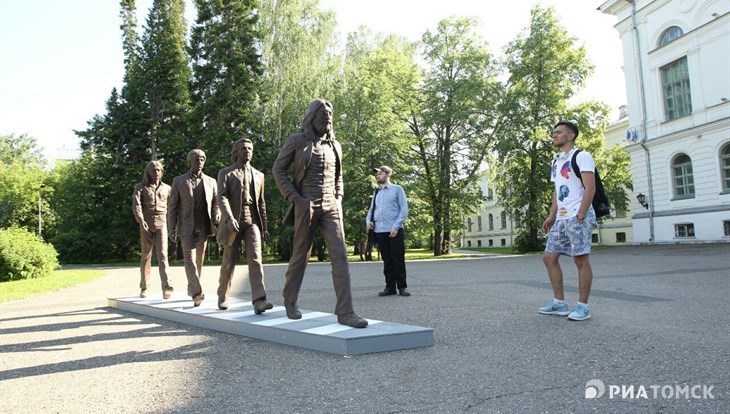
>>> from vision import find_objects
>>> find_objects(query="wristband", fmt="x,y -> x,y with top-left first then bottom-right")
576,215 -> 585,221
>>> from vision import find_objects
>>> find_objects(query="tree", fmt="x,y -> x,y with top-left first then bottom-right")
257,0 -> 339,259
492,6 -> 631,252
141,0 -> 191,167
69,0 -> 192,262
189,0 -> 262,174
0,134 -> 54,237
407,17 -> 502,255
334,30 -> 423,250
50,157 -> 139,262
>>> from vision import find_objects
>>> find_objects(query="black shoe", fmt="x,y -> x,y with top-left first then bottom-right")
378,288 -> 397,297
285,303 -> 302,320
218,299 -> 228,310
337,312 -> 368,328
399,288 -> 411,297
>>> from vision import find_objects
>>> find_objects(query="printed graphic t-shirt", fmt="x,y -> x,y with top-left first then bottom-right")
550,148 -> 595,221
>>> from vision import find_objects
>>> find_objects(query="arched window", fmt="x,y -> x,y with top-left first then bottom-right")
467,217 -> 473,233
500,211 -> 507,229
488,214 -> 494,231
658,26 -> 684,47
720,143 -> 730,191
672,154 -> 695,197
477,216 -> 483,231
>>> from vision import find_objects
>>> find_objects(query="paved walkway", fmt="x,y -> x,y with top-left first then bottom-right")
1,244 -> 728,413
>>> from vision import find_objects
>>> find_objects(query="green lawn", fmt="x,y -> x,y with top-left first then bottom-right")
0,269 -> 106,302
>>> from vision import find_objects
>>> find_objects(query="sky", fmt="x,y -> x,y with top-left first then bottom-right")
0,0 -> 626,162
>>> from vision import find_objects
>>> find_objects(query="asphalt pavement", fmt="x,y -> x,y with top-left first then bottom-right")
1,243 -> 728,413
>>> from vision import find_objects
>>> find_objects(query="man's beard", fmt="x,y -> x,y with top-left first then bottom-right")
377,177 -> 387,185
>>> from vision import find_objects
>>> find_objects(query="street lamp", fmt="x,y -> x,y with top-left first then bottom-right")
636,192 -> 648,209
38,184 -> 46,236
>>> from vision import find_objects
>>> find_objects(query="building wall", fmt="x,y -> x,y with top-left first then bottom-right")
601,0 -> 730,243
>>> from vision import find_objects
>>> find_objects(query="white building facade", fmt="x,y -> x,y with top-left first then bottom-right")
600,0 -> 730,243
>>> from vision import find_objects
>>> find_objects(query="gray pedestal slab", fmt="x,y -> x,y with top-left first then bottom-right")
108,295 -> 434,355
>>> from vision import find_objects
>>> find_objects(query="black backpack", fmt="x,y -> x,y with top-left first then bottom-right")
572,150 -> 610,218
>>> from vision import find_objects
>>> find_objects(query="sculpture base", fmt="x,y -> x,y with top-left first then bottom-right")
108,295 -> 434,355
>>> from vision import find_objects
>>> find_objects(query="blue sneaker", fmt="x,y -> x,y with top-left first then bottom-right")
567,303 -> 591,321
538,301 -> 570,316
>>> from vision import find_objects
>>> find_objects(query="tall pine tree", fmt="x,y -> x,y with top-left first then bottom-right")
189,0 -> 262,173
141,0 -> 191,172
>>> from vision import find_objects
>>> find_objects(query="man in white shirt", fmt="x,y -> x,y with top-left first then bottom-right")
539,121 -> 596,321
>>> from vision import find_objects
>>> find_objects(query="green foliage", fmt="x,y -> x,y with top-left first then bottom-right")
189,0 -> 262,173
257,0 -> 340,259
335,30 -> 423,247
0,227 -> 59,281
69,0 -> 193,262
0,134 -> 54,236
140,0 -> 192,166
407,17 -> 502,255
50,157 -> 140,263
490,6 -> 631,251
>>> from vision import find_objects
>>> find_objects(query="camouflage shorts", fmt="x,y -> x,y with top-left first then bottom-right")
545,211 -> 595,257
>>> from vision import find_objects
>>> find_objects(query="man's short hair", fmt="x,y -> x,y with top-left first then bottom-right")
187,149 -> 206,165
231,138 -> 253,162
373,165 -> 392,175
555,120 -> 579,138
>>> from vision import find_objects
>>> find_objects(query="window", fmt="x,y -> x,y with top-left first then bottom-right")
486,188 -> 494,200
477,216 -> 483,232
488,214 -> 494,231
477,240 -> 482,247
672,154 -> 695,197
615,202 -> 627,218
721,143 -> 730,191
674,223 -> 695,238
724,221 -> 730,237
467,218 -> 473,232
616,232 -> 626,243
658,26 -> 684,47
467,241 -> 471,247
661,57 -> 692,120
500,211 -> 507,229
489,239 -> 494,247
500,239 -> 506,246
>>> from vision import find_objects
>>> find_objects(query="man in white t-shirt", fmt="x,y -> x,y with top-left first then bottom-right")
539,121 -> 596,321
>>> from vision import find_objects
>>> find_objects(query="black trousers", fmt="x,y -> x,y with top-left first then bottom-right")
376,228 -> 407,290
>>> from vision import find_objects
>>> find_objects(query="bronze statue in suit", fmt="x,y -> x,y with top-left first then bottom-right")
168,149 -> 220,307
132,160 -> 173,299
216,138 -> 272,314
273,99 -> 368,328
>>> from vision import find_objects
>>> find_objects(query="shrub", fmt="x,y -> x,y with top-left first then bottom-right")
0,227 -> 59,281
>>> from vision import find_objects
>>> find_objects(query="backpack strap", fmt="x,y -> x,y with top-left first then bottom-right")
571,149 -> 584,187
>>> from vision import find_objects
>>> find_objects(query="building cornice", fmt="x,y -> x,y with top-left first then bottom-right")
625,116 -> 730,150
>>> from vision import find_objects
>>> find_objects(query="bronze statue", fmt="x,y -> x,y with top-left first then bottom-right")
216,138 -> 273,313
168,149 -> 220,307
132,160 -> 173,299
273,99 -> 368,328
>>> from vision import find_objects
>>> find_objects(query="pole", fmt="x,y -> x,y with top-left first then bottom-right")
38,184 -> 45,237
